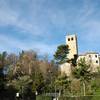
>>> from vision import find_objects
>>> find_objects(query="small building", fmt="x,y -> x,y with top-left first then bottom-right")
78,52 -> 100,72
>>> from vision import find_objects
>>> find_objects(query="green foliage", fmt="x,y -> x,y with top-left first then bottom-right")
1,50 -> 100,99
4,50 -> 59,99
0,51 -> 8,90
91,78 -> 100,100
73,58 -> 93,96
31,71 -> 44,93
59,96 -> 93,100
91,76 -> 100,94
55,74 -> 68,86
54,44 -> 69,64
55,74 -> 71,94
73,58 -> 92,82
36,95 -> 52,100
71,54 -> 78,66
8,75 -> 32,93
0,51 -> 7,68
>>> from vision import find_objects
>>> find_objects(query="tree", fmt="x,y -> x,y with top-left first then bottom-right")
73,58 -> 92,96
7,53 -> 18,65
71,54 -> 78,66
54,44 -> 69,64
7,50 -> 38,99
31,70 -> 44,94
0,51 -> 7,90
6,50 -> 60,98
0,51 -> 7,69
55,74 -> 71,95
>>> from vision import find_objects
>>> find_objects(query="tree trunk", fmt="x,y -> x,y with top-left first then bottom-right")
83,82 -> 86,96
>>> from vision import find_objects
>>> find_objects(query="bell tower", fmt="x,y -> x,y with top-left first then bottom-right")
66,34 -> 78,60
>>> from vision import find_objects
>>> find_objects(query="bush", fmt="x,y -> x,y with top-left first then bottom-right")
36,95 -> 52,100
58,96 -> 93,100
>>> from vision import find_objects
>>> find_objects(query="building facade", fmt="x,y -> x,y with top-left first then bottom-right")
78,52 -> 100,72
60,34 -> 100,76
66,34 -> 78,60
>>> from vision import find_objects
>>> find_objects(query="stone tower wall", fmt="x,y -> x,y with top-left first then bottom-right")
66,34 -> 78,59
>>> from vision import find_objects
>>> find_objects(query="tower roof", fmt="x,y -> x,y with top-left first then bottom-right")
66,33 -> 77,36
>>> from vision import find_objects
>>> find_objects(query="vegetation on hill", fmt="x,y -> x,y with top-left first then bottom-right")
0,50 -> 58,99
0,45 -> 100,100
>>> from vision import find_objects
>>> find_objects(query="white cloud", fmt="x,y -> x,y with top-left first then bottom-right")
0,34 -> 57,56
0,0 -> 100,56
0,0 -> 47,36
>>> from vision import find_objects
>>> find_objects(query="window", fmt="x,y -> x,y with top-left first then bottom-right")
96,60 -> 98,63
71,37 -> 73,40
68,38 -> 70,41
95,55 -> 97,58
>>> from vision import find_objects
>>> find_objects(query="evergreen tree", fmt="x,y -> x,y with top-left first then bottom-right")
54,44 -> 69,64
73,58 -> 92,96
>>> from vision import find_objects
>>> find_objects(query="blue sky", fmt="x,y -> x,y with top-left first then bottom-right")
0,0 -> 100,59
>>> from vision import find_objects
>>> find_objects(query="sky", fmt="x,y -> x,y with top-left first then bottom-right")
0,0 -> 100,59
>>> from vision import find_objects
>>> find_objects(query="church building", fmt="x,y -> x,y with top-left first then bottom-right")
60,34 -> 100,76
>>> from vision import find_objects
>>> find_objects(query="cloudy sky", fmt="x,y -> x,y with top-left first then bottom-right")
0,0 -> 100,59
